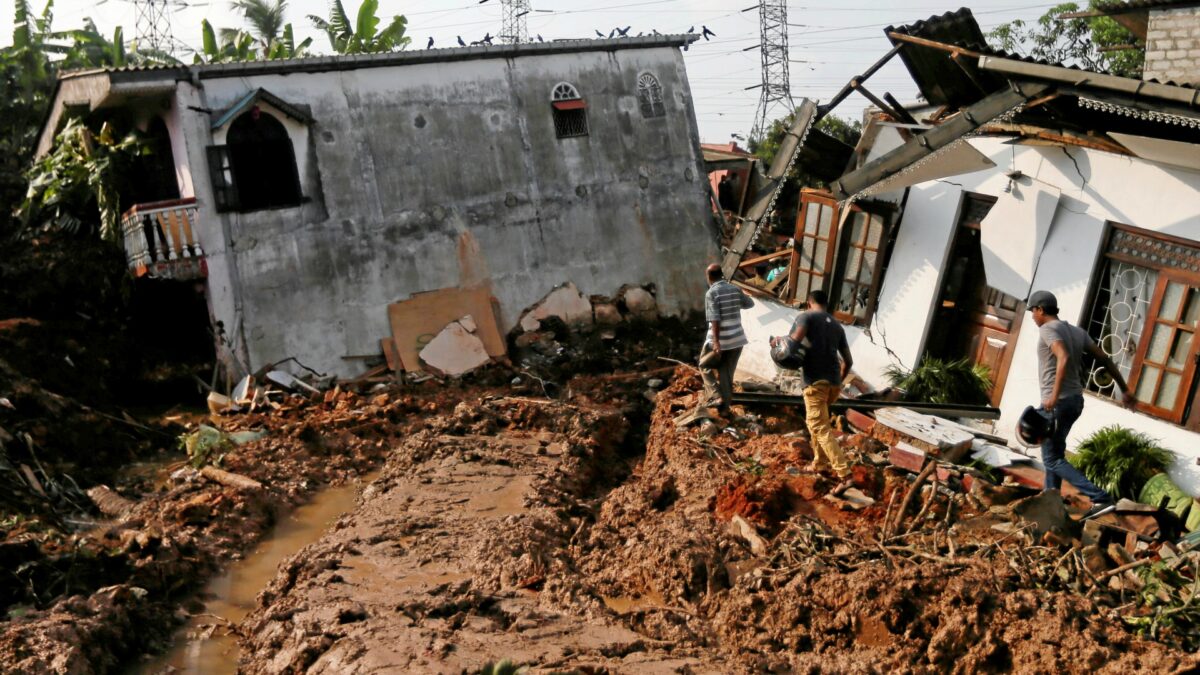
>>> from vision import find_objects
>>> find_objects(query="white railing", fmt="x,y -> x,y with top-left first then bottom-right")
120,198 -> 206,279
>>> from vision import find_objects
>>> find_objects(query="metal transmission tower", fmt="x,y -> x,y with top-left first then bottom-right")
501,0 -> 531,44
132,0 -> 188,56
750,0 -> 794,142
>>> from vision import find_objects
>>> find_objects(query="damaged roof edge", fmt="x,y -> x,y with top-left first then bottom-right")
978,56 -> 1200,108
57,34 -> 700,83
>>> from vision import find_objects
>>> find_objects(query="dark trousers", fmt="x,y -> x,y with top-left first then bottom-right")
1041,394 -> 1111,504
700,345 -> 742,408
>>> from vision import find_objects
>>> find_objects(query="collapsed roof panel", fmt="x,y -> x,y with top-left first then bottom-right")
885,8 -> 1004,108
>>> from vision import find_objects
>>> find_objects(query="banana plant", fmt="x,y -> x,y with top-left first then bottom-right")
21,118 -> 146,241
265,23 -> 312,59
308,0 -> 410,55
195,18 -> 258,63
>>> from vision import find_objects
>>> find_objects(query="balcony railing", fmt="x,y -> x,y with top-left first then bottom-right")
120,198 -> 206,280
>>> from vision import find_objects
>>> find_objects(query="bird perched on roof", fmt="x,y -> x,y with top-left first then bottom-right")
457,35 -> 466,47
482,32 -> 493,45
594,29 -> 604,37
536,34 -> 544,42
616,26 -> 631,37
652,29 -> 661,35
608,28 -> 615,38
686,26 -> 695,33
702,25 -> 716,40
427,37 -> 434,49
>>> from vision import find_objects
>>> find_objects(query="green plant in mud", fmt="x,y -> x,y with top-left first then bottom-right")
884,357 -> 992,405
735,456 -> 767,477
1073,425 -> 1172,501
180,425 -> 233,468
1124,558 -> 1200,650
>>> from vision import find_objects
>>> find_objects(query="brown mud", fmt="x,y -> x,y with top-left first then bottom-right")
236,370 -> 1200,674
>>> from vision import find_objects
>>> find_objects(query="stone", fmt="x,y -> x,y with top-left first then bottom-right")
623,287 -> 658,318
873,408 -> 975,460
730,514 -> 769,556
1008,489 -> 1078,541
647,378 -> 665,389
518,282 -> 593,332
514,331 -> 554,349
419,320 -> 491,376
593,302 -> 622,325
458,314 -> 478,333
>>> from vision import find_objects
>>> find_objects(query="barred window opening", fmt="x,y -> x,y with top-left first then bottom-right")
551,82 -> 588,139
637,73 -> 665,118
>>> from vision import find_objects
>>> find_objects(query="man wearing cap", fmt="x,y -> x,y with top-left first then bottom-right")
700,263 -> 754,412
1028,290 -> 1135,519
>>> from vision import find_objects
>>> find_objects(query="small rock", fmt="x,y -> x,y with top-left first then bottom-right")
593,302 -> 622,325
643,390 -> 658,403
511,377 -> 522,386
647,378 -> 664,389
623,287 -> 658,318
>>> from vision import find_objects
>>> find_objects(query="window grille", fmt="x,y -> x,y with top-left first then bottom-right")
550,82 -> 588,138
637,73 -> 665,118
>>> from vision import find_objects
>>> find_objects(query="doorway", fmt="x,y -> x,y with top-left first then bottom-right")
925,194 -> 1025,407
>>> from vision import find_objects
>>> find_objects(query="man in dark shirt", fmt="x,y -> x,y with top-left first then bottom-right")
772,290 -> 854,494
1028,290 -> 1134,519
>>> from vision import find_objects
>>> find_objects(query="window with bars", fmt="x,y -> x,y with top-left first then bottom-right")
637,73 -> 665,118
1084,224 -> 1200,423
551,82 -> 588,138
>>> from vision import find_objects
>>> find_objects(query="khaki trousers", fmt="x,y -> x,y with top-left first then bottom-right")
803,380 -> 850,478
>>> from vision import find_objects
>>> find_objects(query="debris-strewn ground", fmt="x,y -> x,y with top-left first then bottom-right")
239,369 -> 1200,674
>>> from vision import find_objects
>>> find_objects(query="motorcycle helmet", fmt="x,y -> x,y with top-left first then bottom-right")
770,336 -> 807,370
1015,405 -> 1055,447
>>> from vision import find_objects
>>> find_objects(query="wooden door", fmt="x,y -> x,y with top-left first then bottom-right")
962,287 -> 1025,406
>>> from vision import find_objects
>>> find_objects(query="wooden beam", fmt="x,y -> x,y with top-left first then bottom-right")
887,31 -> 981,59
829,82 -> 1051,201
737,249 -> 792,269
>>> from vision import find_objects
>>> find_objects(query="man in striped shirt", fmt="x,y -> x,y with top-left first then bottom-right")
700,263 -> 754,412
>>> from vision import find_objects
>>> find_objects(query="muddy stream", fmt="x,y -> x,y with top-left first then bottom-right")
135,473 -> 379,674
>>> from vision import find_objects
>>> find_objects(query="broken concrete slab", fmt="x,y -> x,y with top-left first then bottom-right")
824,487 -> 876,511
971,439 -> 1034,468
419,317 -> 492,376
730,514 -> 769,556
872,408 -> 975,461
889,442 -> 927,473
387,284 -> 506,372
519,282 -> 593,332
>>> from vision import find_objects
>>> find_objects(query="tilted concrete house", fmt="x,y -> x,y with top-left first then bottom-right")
36,36 -> 716,377
728,8 -> 1200,493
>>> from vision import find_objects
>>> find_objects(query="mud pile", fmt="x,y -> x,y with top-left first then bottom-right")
235,368 -> 1199,674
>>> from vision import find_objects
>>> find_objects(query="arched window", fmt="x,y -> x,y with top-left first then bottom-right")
225,109 -> 302,211
637,73 -> 665,118
128,117 -> 180,207
550,82 -> 588,138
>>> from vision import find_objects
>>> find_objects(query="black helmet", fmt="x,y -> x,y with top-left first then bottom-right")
771,336 -> 807,370
1015,405 -> 1054,447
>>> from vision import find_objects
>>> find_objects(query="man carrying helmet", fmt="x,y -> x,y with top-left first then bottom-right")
1027,290 -> 1135,519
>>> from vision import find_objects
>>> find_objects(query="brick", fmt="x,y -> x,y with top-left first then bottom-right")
1146,50 -> 1167,61
889,442 -> 926,473
1177,39 -> 1195,50
843,407 -> 875,434
1168,49 -> 1189,59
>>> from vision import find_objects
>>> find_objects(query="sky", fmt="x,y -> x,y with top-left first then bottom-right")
1,0 -> 1064,143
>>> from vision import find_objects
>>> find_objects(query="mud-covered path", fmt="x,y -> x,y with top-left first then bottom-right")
238,396 -> 721,673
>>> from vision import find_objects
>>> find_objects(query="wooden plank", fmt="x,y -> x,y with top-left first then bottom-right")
387,284 -> 506,373
380,338 -> 400,372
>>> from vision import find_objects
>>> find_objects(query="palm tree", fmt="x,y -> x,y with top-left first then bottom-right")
196,19 -> 258,63
226,0 -> 287,51
309,0 -> 410,55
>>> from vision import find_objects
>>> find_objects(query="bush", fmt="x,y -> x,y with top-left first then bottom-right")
1073,425 -> 1173,501
884,357 -> 992,405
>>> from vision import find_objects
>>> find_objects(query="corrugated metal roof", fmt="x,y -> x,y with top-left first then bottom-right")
58,35 -> 698,82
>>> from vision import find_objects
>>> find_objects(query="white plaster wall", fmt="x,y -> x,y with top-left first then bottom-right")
832,133 -> 1200,494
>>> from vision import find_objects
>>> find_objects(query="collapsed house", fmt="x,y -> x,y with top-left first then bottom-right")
34,36 -> 717,379
718,5 -> 1200,492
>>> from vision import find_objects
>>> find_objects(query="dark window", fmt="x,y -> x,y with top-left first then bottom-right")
551,82 -> 588,139
637,73 -> 665,118
832,210 -> 888,324
1084,223 -> 1200,423
217,108 -> 302,212
206,145 -> 238,213
127,117 -> 180,207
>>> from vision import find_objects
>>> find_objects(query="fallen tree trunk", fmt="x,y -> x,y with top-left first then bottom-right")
86,485 -> 136,518
200,466 -> 264,491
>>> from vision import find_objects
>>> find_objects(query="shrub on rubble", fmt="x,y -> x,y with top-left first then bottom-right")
1074,425 -> 1171,500
883,357 -> 992,405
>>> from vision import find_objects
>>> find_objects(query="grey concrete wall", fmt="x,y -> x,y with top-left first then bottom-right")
184,45 -> 716,377
1145,5 -> 1200,85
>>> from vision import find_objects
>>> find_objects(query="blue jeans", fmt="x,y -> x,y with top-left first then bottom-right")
1041,394 -> 1111,504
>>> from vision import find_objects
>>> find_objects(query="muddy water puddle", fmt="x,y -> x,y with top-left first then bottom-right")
602,589 -> 668,615
135,473 -> 379,674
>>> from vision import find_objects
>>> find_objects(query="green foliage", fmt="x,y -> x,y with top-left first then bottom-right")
1073,425 -> 1171,500
884,357 -> 993,406
478,660 -> 526,675
988,2 -> 1143,78
750,114 -> 862,180
736,457 -> 767,477
1124,558 -> 1200,650
197,18 -> 259,63
229,0 -> 287,49
20,118 -> 145,241
309,0 -> 411,54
